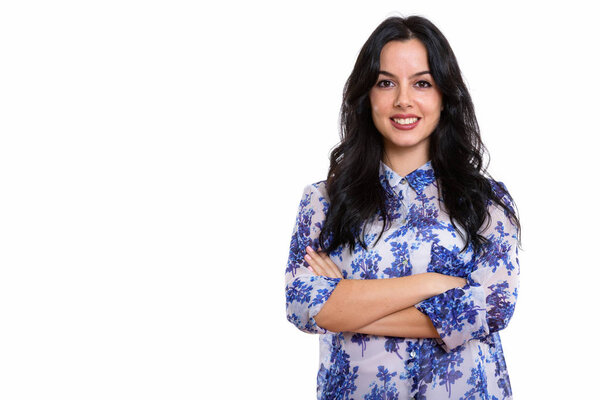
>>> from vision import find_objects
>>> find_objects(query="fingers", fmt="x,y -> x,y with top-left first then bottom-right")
322,255 -> 343,278
304,253 -> 323,275
304,246 -> 326,275
304,246 -> 344,279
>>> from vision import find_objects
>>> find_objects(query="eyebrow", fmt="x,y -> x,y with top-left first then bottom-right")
378,70 -> 432,79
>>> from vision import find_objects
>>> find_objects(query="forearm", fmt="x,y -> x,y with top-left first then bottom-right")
353,306 -> 439,338
314,273 -> 462,332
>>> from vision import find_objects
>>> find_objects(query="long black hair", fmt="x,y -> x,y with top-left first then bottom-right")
319,15 -> 521,255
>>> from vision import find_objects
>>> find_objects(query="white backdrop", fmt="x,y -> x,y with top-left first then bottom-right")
1,1 -> 598,398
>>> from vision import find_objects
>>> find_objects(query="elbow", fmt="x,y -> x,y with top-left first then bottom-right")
484,281 -> 518,333
487,307 -> 516,333
313,312 -> 341,333
488,316 -> 512,333
286,306 -> 326,335
314,308 -> 355,333
286,309 -> 304,331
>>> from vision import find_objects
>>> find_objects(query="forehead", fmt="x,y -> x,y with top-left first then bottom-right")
379,39 -> 430,72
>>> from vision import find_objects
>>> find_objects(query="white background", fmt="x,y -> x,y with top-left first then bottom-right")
1,1 -> 598,398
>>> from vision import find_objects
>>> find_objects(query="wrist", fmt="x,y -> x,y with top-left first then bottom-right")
418,273 -> 451,297
426,273 -> 465,295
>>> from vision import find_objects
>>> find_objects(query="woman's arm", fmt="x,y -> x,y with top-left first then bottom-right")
306,247 -> 466,332
353,307 -> 439,338
414,183 -> 520,351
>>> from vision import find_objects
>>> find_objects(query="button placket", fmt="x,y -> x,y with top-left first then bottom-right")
406,342 -> 421,399
398,183 -> 410,225
399,189 -> 408,225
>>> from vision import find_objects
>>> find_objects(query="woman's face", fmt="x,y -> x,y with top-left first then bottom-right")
369,39 -> 443,161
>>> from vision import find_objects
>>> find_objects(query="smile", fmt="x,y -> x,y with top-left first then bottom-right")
393,117 -> 418,124
390,117 -> 420,130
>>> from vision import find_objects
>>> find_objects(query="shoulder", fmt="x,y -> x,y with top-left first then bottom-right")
485,177 -> 519,233
487,178 -> 516,213
296,180 -> 330,214
301,180 -> 329,201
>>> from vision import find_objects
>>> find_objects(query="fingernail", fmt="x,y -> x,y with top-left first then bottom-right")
306,246 -> 313,253
305,254 -> 312,261
308,266 -> 314,273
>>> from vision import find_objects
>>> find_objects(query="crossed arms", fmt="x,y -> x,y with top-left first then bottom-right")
285,183 -> 520,351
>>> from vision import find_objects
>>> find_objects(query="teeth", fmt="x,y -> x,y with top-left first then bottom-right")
393,117 -> 419,125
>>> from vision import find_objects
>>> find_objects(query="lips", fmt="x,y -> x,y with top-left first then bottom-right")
390,114 -> 421,130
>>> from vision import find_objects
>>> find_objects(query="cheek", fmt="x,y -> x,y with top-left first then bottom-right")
370,97 -> 388,118
369,91 -> 389,115
417,97 -> 442,116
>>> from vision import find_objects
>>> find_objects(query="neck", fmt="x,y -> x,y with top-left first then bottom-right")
382,146 -> 430,177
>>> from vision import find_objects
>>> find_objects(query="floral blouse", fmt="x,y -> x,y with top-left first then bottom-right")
285,160 -> 520,400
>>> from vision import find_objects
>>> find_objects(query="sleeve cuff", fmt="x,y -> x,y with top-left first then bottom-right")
415,284 -> 489,352
286,275 -> 342,334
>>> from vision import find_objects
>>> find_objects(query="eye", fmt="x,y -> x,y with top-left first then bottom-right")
415,80 -> 433,89
376,80 -> 395,88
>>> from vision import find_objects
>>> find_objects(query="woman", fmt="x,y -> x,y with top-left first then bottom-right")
285,15 -> 521,399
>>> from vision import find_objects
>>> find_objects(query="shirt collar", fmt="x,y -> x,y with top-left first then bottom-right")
378,160 -> 436,195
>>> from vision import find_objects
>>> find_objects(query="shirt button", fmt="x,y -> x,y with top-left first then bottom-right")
400,178 -> 407,184
410,351 -> 417,358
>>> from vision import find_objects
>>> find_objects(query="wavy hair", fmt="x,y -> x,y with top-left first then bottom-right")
319,15 -> 521,255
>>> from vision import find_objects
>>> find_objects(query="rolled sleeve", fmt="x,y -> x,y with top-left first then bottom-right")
285,182 -> 341,334
286,275 -> 341,334
415,283 -> 489,352
416,182 -> 520,351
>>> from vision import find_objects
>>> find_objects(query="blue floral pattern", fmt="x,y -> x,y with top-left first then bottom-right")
285,160 -> 520,399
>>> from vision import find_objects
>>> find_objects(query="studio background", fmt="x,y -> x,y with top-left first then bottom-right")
1,1 -> 597,398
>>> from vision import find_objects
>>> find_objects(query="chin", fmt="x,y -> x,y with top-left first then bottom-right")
387,137 -> 425,148
383,135 -> 430,152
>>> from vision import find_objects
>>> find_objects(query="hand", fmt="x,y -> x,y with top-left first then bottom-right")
304,246 -> 344,279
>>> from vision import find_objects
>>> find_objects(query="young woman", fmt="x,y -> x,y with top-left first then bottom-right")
285,16 -> 521,399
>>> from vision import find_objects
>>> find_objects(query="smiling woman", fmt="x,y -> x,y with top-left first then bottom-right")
369,39 -> 443,174
285,15 -> 521,399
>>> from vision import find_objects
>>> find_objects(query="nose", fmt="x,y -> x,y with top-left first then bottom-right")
394,85 -> 412,108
